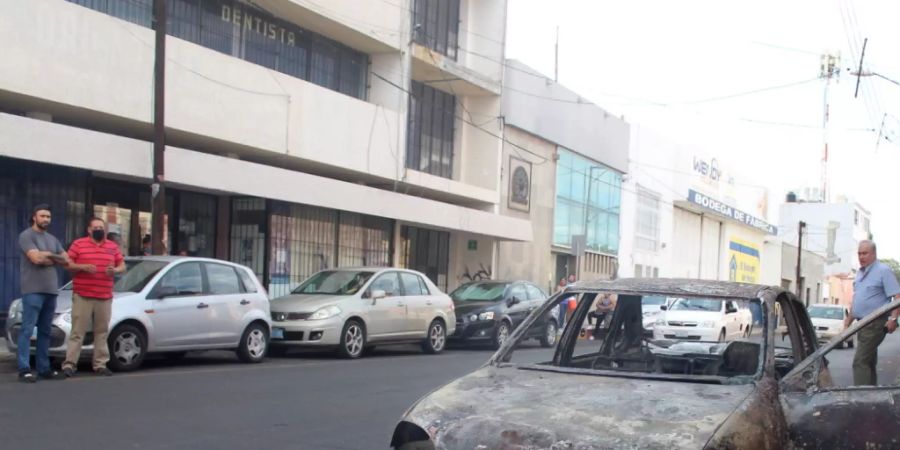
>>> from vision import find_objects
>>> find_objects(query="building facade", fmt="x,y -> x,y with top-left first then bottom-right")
497,60 -> 629,292
619,126 -> 779,284
0,0 -> 530,318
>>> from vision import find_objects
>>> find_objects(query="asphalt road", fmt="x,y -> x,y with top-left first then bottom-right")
0,334 -> 897,450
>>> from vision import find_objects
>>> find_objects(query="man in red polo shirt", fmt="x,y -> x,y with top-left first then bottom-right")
62,217 -> 126,377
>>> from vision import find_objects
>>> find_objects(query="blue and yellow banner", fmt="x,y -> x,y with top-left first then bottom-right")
728,239 -> 760,283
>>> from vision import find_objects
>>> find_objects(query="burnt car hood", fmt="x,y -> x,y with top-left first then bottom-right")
403,365 -> 754,449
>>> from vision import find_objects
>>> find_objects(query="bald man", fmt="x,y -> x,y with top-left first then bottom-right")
844,240 -> 900,385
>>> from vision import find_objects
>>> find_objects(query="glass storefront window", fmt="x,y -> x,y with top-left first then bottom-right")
553,149 -> 622,254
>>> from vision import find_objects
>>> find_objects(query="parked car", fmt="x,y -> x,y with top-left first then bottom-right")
449,281 -> 558,349
807,304 -> 854,348
390,278 -> 900,449
268,268 -> 455,358
5,256 -> 271,372
653,297 -> 753,342
640,295 -> 669,335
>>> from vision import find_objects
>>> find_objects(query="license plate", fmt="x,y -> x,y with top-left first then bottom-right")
271,327 -> 284,339
674,330 -> 689,338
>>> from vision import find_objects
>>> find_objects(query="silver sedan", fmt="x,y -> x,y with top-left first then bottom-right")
269,268 -> 455,358
5,256 -> 271,371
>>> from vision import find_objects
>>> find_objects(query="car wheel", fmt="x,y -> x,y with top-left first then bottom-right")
717,329 -> 726,343
540,320 -> 558,348
421,320 -> 446,354
492,320 -> 511,350
338,319 -> 366,359
108,324 -> 146,372
236,322 -> 268,363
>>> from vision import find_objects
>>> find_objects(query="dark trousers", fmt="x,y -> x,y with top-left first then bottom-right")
588,311 -> 608,338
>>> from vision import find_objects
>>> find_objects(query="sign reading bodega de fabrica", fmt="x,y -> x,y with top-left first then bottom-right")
688,190 -> 777,235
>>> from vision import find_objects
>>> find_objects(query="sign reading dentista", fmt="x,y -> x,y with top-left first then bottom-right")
221,3 -> 297,46
688,189 -> 777,235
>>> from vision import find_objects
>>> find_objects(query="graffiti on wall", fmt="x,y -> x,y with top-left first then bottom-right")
461,263 -> 493,282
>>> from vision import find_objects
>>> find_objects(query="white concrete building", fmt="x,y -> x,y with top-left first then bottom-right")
0,0 -> 528,309
779,197 -> 872,276
619,125 -> 779,285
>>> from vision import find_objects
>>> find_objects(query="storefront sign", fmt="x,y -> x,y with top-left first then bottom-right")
728,239 -> 760,283
688,189 -> 777,235
222,3 -> 296,46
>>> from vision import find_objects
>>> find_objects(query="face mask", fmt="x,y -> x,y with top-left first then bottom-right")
91,229 -> 106,241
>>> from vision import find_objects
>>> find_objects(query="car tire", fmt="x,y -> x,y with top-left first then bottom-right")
236,322 -> 268,364
337,319 -> 366,359
492,320 -> 511,350
108,324 -> 147,372
718,329 -> 726,343
421,320 -> 446,355
540,320 -> 558,348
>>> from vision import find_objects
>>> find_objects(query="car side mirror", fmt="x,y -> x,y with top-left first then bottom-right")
155,286 -> 177,299
660,305 -> 667,311
507,297 -> 521,307
371,289 -> 386,301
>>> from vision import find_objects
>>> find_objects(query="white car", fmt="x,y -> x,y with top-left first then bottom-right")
268,267 -> 455,358
6,257 -> 271,372
808,304 -> 854,348
653,298 -> 752,342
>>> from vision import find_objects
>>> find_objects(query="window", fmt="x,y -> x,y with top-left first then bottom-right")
526,285 -> 546,301
635,187 -> 661,252
337,212 -> 392,269
206,263 -> 242,295
158,262 -> 203,296
237,267 -> 258,293
177,192 -> 216,257
407,81 -> 456,178
553,148 -> 622,253
369,272 -> 401,297
634,264 -> 643,278
67,0 -> 368,100
400,273 -> 425,296
509,284 -> 527,302
411,0 -> 460,59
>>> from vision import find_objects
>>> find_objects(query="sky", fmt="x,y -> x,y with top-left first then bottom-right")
506,0 -> 900,259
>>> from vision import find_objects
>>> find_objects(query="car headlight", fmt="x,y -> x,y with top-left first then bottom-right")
308,305 -> 342,320
468,314 -> 478,322
655,317 -> 666,326
700,321 -> 716,328
60,311 -> 71,324
478,311 -> 495,321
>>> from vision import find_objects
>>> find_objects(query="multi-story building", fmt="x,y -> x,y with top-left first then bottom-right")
0,0 -> 531,318
497,60 -> 629,292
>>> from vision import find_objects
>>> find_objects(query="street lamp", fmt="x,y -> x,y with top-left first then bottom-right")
849,71 -> 900,88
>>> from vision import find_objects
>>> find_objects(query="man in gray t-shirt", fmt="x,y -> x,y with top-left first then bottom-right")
16,204 -> 69,382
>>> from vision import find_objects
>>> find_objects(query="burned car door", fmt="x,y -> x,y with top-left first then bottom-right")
779,301 -> 900,449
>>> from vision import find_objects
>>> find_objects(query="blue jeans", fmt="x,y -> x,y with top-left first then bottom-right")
17,293 -> 58,375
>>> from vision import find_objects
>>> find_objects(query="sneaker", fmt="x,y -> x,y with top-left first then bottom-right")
38,370 -> 65,381
18,372 -> 37,383
62,367 -> 76,378
94,367 -> 113,377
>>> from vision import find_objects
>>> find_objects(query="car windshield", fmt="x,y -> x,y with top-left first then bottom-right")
670,298 -> 721,311
808,306 -> 843,320
60,260 -> 167,293
505,292 -> 765,385
450,282 -> 510,302
642,296 -> 666,306
292,270 -> 374,295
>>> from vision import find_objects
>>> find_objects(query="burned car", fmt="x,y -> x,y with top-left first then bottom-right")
390,278 -> 900,449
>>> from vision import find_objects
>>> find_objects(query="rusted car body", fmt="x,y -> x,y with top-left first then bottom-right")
390,278 -> 900,449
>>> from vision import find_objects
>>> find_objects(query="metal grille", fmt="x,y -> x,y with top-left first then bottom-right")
411,0 -> 459,59
399,226 -> 449,292
229,197 -> 267,285
337,212 -> 392,269
407,81 -> 455,179
268,202 -> 337,299
177,192 -> 216,257
65,0 -> 367,100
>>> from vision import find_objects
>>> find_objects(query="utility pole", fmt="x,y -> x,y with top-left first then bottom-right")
853,38 -> 868,98
796,221 -> 806,304
151,0 -> 167,255
819,52 -> 839,203
554,26 -> 559,82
